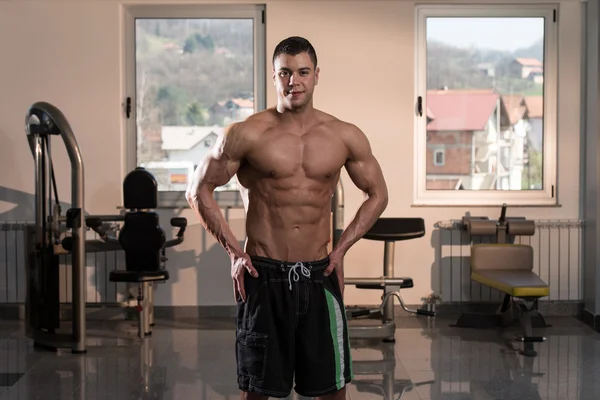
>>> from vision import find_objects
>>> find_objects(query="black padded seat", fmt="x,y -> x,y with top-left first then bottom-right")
109,269 -> 169,283
363,218 -> 425,241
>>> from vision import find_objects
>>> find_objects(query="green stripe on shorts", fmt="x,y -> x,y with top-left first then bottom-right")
325,288 -> 346,390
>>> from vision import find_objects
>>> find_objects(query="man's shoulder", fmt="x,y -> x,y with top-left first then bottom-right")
316,110 -> 363,138
315,109 -> 340,125
227,108 -> 277,139
245,107 -> 279,126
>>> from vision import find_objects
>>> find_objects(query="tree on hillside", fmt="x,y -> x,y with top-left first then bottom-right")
183,33 -> 215,53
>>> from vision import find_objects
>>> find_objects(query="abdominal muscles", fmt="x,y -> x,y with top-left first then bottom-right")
244,178 -> 334,262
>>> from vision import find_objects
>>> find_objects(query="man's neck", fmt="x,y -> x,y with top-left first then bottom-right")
276,102 -> 316,128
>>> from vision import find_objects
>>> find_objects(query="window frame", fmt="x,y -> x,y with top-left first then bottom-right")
413,4 -> 558,206
122,4 -> 266,209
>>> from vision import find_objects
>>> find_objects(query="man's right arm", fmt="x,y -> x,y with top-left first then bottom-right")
185,123 -> 247,261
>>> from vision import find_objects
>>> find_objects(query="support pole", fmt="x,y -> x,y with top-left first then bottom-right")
332,178 -> 344,248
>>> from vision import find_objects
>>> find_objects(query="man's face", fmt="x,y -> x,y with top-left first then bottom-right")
273,52 -> 319,110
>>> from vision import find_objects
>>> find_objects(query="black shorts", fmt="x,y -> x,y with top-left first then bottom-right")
235,256 -> 353,398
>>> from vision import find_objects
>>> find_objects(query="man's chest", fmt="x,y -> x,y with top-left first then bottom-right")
245,130 -> 347,179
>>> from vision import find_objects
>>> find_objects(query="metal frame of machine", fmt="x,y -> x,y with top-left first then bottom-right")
25,101 -> 88,353
23,101 -> 186,354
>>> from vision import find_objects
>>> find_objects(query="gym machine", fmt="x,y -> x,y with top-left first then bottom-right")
454,204 -> 551,357
102,167 -> 188,339
331,179 -> 435,342
23,101 -> 187,354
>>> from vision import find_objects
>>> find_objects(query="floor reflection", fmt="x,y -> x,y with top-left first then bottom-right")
0,316 -> 598,399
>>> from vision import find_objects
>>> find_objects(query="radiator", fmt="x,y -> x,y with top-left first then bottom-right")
0,219 -> 586,305
436,219 -> 585,302
0,221 -> 128,305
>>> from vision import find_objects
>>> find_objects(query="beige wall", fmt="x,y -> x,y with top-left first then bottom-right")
0,0 -> 582,307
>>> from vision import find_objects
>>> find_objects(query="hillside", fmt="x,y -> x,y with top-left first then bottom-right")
427,38 -> 544,96
135,19 -> 255,130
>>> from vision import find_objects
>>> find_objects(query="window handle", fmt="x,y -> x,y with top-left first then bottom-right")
417,96 -> 423,117
125,97 -> 132,119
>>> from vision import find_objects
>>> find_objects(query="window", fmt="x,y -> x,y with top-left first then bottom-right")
124,5 -> 266,208
433,148 -> 445,166
414,5 -> 557,206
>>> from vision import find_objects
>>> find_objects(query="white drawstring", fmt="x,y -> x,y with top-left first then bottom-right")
287,262 -> 311,290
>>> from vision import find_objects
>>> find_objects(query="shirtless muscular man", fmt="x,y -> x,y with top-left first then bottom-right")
186,36 -> 389,400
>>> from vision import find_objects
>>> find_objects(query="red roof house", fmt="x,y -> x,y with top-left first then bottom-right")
425,89 -> 501,189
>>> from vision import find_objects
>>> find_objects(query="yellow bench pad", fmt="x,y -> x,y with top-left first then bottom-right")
472,270 -> 550,298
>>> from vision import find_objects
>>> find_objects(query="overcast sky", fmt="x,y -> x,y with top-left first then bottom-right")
427,17 -> 544,52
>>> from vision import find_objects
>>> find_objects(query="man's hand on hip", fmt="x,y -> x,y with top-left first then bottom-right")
324,250 -> 345,298
231,254 -> 258,302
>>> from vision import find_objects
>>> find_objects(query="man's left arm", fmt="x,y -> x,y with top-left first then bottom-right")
324,124 -> 389,279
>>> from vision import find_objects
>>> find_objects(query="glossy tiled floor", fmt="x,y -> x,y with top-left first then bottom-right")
0,314 -> 598,399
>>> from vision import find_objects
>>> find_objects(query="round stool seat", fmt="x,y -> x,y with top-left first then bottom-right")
363,218 -> 426,241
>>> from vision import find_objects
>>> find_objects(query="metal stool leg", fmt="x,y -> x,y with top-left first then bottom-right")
142,282 -> 151,336
148,283 -> 155,327
137,283 -> 145,339
382,241 -> 396,342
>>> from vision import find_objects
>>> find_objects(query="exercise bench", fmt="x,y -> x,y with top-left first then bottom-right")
454,204 -> 550,357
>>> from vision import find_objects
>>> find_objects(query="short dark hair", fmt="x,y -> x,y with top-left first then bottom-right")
272,36 -> 318,69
